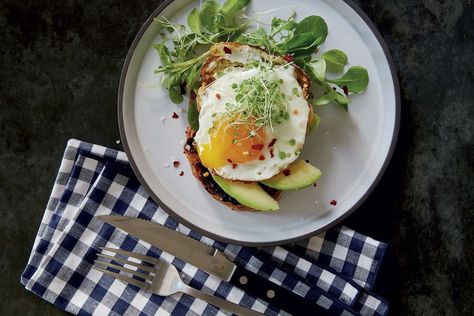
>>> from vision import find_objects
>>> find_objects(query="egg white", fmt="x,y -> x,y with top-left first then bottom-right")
194,63 -> 310,181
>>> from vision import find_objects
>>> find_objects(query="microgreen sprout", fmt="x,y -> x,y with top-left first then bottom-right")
220,65 -> 290,133
278,151 -> 287,160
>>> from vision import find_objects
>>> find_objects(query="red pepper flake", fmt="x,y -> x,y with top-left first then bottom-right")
283,169 -> 291,176
342,86 -> 349,96
283,54 -> 293,62
179,171 -> 184,176
251,144 -> 264,150
173,160 -> 180,168
268,138 -> 277,147
330,199 -> 337,206
223,46 -> 232,54
269,148 -> 274,158
232,163 -> 238,169
216,93 -> 221,100
172,112 -> 179,119
227,158 -> 233,164
259,155 -> 265,161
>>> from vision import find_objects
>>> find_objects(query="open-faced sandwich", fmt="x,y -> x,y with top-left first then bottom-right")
184,42 -> 321,211
154,0 -> 369,212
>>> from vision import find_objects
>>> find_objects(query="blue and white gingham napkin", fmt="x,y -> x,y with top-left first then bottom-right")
21,139 -> 389,315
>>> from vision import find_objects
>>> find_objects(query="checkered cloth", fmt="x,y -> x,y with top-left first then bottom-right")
21,139 -> 389,315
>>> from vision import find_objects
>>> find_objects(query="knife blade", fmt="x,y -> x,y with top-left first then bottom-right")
97,215 -> 327,315
97,215 -> 236,281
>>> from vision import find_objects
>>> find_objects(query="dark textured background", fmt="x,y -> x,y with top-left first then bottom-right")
0,0 -> 473,315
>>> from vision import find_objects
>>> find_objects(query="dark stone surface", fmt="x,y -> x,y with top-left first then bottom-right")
0,0 -> 472,315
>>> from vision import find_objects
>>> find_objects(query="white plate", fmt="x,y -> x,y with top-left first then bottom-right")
118,0 -> 400,246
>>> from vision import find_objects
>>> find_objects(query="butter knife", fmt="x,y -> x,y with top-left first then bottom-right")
97,215 -> 324,315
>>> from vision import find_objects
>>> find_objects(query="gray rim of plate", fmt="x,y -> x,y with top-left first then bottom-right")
117,0 -> 401,246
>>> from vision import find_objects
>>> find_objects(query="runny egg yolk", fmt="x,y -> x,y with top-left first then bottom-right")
198,118 -> 266,169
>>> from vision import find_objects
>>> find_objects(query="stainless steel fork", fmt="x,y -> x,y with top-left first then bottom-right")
94,247 -> 263,316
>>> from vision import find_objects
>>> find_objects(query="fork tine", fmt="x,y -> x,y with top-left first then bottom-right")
94,267 -> 148,289
94,260 -> 153,282
96,253 -> 154,273
100,247 -> 159,265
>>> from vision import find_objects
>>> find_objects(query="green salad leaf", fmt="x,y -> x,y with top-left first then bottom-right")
321,49 -> 348,71
312,83 -> 352,111
222,0 -> 251,17
306,58 -> 326,82
154,0 -> 369,115
168,85 -> 183,104
281,33 -> 321,57
187,99 -> 200,131
187,8 -> 201,34
328,66 -> 369,94
328,66 -> 369,93
294,15 -> 328,42
156,42 -> 171,65
199,0 -> 220,33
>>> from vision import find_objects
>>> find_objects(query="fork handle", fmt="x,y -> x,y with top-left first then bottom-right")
183,285 -> 264,316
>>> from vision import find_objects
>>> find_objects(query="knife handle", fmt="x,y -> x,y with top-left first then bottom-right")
229,266 -> 326,315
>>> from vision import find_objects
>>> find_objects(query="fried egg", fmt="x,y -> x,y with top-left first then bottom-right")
194,57 -> 310,182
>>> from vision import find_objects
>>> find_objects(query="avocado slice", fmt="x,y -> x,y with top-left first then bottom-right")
211,175 -> 279,211
261,160 -> 321,191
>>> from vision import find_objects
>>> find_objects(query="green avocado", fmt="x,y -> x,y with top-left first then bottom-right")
261,160 -> 321,191
211,175 -> 279,211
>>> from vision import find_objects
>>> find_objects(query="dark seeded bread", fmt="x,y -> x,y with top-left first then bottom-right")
183,42 -> 313,211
